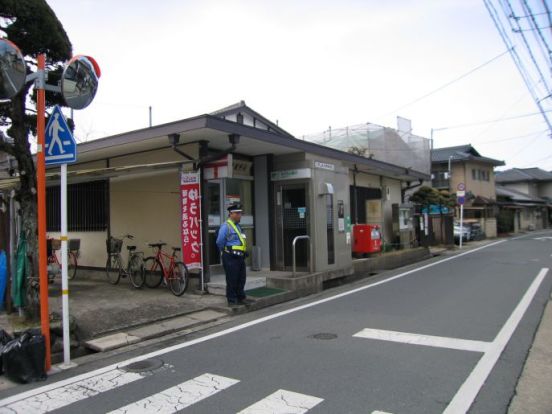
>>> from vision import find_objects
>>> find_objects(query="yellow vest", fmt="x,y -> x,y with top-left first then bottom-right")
227,219 -> 247,251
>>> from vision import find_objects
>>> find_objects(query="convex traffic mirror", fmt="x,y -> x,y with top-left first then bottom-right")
0,39 -> 26,100
61,55 -> 101,110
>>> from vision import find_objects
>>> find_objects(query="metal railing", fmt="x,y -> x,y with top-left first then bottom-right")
292,235 -> 311,277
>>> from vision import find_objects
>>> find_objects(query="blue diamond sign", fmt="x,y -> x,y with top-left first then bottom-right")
45,105 -> 76,165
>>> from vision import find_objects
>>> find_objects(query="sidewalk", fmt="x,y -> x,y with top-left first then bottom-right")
508,294 -> 552,413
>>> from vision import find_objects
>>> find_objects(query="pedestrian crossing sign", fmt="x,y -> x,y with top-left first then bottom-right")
45,105 -> 77,165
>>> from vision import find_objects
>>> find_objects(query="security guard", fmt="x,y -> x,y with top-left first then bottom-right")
216,204 -> 252,306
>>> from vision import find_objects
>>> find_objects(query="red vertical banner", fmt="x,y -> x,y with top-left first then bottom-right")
180,171 -> 202,269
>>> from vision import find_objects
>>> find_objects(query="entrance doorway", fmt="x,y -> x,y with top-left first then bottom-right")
274,184 -> 309,271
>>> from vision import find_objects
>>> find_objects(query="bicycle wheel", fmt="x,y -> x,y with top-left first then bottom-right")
68,252 -> 78,280
168,262 -> 189,296
129,255 -> 145,288
105,255 -> 122,285
144,257 -> 163,288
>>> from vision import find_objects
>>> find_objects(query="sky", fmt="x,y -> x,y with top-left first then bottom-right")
44,0 -> 552,171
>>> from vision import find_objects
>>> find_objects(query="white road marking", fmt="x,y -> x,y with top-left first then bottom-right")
237,389 -> 324,414
0,237 -> 516,408
0,369 -> 144,413
443,267 -> 549,414
107,373 -> 239,414
353,328 -> 492,353
372,411 -> 394,414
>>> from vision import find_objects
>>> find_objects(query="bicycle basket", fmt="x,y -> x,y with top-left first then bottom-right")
50,239 -> 61,250
106,238 -> 123,254
68,239 -> 80,251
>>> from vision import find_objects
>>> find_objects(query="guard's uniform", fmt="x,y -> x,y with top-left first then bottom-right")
216,206 -> 247,305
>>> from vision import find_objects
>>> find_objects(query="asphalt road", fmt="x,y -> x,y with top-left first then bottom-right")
1,231 -> 551,414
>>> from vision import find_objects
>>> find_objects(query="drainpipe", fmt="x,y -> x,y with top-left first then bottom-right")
401,179 -> 423,203
352,165 -> 359,224
194,134 -> 239,170
168,134 -> 196,162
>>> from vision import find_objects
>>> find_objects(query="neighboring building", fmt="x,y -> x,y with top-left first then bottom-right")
431,145 -> 505,237
304,117 -> 431,245
496,168 -> 552,230
496,185 -> 548,233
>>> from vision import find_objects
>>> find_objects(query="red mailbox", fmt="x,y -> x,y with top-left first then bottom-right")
353,224 -> 382,254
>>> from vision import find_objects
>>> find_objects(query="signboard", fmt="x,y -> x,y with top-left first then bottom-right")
180,171 -> 202,270
314,161 -> 335,171
297,207 -> 306,219
45,106 -> 76,165
270,168 -> 311,181
204,154 -> 232,180
421,205 -> 450,215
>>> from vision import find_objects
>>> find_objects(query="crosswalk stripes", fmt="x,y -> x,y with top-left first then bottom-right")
237,389 -> 324,414
0,370 -> 325,414
0,369 -> 145,413
106,373 -> 239,414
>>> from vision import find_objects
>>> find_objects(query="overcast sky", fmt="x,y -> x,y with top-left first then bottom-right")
46,0 -> 552,171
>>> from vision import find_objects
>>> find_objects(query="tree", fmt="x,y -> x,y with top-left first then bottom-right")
411,187 -> 457,245
0,0 -> 72,313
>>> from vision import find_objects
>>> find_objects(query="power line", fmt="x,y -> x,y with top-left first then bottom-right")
375,48 -> 511,120
477,128 -> 548,143
503,0 -> 552,96
484,0 -> 552,135
433,109 -> 552,130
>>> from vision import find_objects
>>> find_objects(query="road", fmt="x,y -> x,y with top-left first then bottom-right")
0,231 -> 551,413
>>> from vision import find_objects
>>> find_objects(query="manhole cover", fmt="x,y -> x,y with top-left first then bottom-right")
310,333 -> 338,340
120,358 -> 164,373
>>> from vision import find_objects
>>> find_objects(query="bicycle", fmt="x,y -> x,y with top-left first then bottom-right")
105,234 -> 145,288
47,237 -> 78,281
143,242 -> 189,296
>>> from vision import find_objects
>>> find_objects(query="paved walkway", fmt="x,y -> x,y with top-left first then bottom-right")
508,294 -> 552,413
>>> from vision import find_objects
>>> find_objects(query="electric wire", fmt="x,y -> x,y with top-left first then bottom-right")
484,0 -> 552,134
374,48 -> 511,120
503,0 -> 552,97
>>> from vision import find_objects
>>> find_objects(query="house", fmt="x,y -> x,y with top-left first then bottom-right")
495,168 -> 552,231
431,145 -> 505,237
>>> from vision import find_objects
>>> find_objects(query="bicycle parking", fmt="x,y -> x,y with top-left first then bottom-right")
105,234 -> 145,288
144,242 -> 189,296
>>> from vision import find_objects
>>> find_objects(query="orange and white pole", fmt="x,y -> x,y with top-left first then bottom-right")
36,54 -> 51,370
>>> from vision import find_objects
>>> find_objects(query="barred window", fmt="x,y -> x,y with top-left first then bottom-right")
47,180 -> 108,232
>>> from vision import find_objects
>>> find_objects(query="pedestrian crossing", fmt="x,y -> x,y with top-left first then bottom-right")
0,371 -> 326,414
107,373 -> 239,414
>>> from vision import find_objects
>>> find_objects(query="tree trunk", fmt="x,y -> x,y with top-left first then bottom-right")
10,87 -> 40,319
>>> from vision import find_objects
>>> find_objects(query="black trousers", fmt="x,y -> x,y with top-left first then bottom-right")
222,252 -> 246,303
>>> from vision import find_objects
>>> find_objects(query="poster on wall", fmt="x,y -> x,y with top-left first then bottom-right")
337,200 -> 345,232
180,171 -> 202,270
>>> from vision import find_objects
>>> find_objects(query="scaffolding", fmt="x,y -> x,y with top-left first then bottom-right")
303,122 -> 431,175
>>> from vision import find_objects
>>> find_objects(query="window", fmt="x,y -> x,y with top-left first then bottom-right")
47,180 -> 108,232
472,169 -> 477,180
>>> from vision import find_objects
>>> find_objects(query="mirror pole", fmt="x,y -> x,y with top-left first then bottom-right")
36,54 -> 51,371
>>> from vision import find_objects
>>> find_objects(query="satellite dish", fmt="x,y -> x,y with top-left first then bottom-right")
61,55 -> 101,110
0,39 -> 26,100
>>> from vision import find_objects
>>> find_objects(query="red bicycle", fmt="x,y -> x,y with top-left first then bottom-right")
143,242 -> 189,296
47,237 -> 79,280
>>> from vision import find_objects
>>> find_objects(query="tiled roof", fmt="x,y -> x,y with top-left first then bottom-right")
496,168 -> 552,183
431,145 -> 504,166
496,185 -> 546,203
